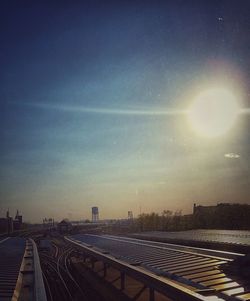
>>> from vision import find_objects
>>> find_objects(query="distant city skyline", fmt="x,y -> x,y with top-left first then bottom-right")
1,1 -> 250,222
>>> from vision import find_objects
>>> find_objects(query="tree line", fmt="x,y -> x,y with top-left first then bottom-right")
132,203 -> 250,232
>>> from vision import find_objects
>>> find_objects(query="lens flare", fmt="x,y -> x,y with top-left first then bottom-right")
188,88 -> 240,137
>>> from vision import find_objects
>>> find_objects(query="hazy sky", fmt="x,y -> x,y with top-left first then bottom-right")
1,1 -> 249,222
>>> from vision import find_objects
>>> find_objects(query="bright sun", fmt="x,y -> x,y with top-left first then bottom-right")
188,88 -> 240,137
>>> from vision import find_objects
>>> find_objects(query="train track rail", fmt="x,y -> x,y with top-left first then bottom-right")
38,238 -> 104,301
68,234 -> 250,301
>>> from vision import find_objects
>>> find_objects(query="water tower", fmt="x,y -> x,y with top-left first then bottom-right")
92,207 -> 99,222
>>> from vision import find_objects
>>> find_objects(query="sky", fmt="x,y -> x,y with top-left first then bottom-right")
0,1 -> 250,222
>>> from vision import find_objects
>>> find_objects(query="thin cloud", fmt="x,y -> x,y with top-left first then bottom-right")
224,153 -> 240,159
8,101 -> 188,116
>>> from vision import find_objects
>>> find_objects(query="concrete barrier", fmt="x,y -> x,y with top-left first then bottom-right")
12,239 -> 47,301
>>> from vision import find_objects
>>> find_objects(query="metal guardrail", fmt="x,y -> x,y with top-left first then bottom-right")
65,236 -> 225,301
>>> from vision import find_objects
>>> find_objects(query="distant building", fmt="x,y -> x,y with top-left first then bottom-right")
193,203 -> 250,229
0,218 -> 8,234
16,210 -> 22,224
0,210 -> 13,234
13,210 -> 22,230
57,219 -> 73,233
92,207 -> 99,222
43,218 -> 54,229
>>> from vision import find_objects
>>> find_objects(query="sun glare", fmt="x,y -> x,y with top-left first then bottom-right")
188,88 -> 240,137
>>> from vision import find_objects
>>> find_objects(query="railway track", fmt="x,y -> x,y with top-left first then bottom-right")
69,234 -> 250,301
38,238 -> 104,301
